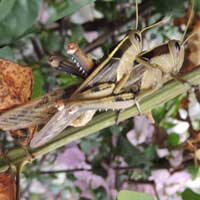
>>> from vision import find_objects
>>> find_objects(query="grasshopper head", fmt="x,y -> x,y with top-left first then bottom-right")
168,40 -> 185,73
127,30 -> 142,53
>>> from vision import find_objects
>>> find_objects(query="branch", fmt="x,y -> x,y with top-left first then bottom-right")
0,66 -> 200,172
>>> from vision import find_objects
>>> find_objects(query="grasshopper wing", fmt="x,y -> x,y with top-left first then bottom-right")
0,88 -> 67,131
87,59 -> 118,87
30,106 -> 81,148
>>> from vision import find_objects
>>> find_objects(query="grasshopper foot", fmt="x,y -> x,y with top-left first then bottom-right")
115,110 -> 121,124
135,97 -> 142,115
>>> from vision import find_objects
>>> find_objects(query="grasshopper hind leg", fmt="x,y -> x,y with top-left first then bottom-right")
135,97 -> 142,114
114,95 -> 142,125
115,110 -> 122,124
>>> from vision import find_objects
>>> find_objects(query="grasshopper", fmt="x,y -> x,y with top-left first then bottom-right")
134,0 -> 196,95
29,0 -> 171,147
0,0 -> 190,148
0,0 -> 164,126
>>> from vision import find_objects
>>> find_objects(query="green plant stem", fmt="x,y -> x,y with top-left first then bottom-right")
0,67 -> 200,172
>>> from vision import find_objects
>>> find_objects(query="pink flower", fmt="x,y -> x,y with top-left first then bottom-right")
135,183 -> 156,196
84,31 -> 98,42
74,171 -> 109,199
169,150 -> 183,168
56,146 -> 90,169
156,148 -> 170,158
149,169 -> 191,200
156,148 -> 183,168
127,115 -> 154,146
121,181 -> 156,197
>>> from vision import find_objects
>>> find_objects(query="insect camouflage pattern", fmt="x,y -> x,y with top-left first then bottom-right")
0,0 -> 196,148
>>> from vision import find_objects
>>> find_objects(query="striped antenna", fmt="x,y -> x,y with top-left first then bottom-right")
135,0 -> 139,29
140,16 -> 171,34
181,0 -> 194,43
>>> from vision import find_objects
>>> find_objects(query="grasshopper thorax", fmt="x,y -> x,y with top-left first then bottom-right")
127,30 -> 142,54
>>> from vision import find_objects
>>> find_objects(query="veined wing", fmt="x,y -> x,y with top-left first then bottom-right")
30,105 -> 82,148
84,59 -> 146,93
0,86 -> 76,131
87,59 -> 118,87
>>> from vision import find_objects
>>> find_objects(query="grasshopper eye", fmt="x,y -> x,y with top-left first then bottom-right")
175,42 -> 180,52
134,33 -> 141,42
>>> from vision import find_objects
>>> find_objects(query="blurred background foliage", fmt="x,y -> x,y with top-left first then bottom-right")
1,0 -> 200,199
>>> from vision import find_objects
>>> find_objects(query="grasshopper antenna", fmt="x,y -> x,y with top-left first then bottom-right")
135,0 -> 139,29
181,0 -> 194,44
140,16 -> 171,34
182,29 -> 198,45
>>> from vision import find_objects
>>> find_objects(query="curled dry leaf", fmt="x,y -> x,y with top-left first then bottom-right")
187,22 -> 200,67
0,170 -> 16,200
0,59 -> 34,145
0,59 -> 33,111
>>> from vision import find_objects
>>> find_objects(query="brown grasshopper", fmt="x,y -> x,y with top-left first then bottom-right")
0,1 -> 165,125
0,1 -> 191,148
29,0 -> 172,147
134,0 -> 197,96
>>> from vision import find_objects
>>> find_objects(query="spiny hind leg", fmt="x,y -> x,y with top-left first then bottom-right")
131,84 -> 162,116
114,95 -> 142,124
69,92 -> 135,111
66,42 -> 95,74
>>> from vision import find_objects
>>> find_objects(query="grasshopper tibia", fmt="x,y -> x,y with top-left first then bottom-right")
48,55 -> 87,78
66,42 -> 95,75
114,97 -> 141,124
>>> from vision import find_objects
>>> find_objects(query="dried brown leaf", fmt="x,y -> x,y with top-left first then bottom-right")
0,170 -> 16,200
0,59 -> 34,145
0,59 -> 33,112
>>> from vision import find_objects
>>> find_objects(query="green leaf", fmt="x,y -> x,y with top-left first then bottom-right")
41,31 -> 62,52
152,106 -> 166,123
32,70 -> 44,99
48,0 -> 96,23
188,165 -> 200,179
56,73 -> 78,87
117,190 -> 155,200
153,0 -> 186,17
0,46 -> 15,61
118,136 -> 144,166
195,0 -> 200,11
168,133 -> 180,146
144,144 -> 156,161
162,121 -> 175,129
182,188 -> 200,200
0,0 -> 16,22
0,0 -> 41,45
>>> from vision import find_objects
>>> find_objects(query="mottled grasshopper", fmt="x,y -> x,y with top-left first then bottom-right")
0,1 -> 193,148
29,0 -> 172,147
